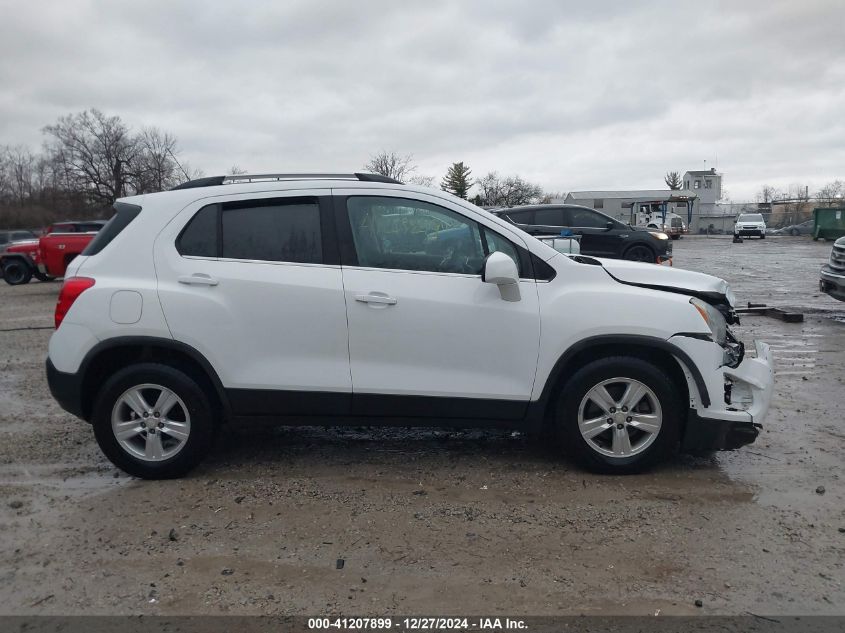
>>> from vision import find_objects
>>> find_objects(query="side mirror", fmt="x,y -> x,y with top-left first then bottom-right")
605,221 -> 614,231
482,251 -> 520,302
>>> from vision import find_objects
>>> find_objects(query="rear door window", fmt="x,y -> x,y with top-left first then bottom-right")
222,199 -> 322,263
533,208 -> 566,226
176,197 -> 323,264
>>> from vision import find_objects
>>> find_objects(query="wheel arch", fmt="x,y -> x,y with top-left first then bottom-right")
78,336 -> 230,422
529,335 -> 710,430
1,253 -> 35,269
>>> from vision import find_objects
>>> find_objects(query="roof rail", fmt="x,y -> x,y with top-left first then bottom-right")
170,172 -> 403,191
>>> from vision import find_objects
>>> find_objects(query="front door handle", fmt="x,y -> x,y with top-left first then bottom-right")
355,293 -> 397,305
178,273 -> 219,286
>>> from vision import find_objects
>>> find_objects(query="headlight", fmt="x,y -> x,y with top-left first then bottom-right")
690,297 -> 727,345
649,232 -> 669,240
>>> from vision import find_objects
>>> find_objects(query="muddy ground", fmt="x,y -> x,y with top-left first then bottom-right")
0,235 -> 843,616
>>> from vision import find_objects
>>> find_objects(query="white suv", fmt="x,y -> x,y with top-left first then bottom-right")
734,213 -> 767,239
46,173 -> 774,479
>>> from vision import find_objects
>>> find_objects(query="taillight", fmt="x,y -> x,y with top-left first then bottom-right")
55,277 -> 95,328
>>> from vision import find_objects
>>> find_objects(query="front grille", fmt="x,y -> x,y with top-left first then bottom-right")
830,245 -> 845,271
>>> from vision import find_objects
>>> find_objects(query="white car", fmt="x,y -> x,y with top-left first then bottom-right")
734,213 -> 767,239
46,173 -> 774,479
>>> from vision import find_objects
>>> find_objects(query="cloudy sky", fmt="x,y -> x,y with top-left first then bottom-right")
1,0 -> 844,201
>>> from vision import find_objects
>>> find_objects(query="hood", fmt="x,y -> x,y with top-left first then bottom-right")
577,255 -> 736,307
2,238 -> 39,253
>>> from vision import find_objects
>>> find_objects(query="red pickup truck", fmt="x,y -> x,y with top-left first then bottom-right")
0,220 -> 106,285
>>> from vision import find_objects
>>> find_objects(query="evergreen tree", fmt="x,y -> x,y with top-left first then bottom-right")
441,161 -> 473,199
664,171 -> 682,190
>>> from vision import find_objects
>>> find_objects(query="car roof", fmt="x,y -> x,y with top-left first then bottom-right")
117,177 -> 452,210
117,176 -> 565,263
52,220 -> 107,225
501,203 -> 598,212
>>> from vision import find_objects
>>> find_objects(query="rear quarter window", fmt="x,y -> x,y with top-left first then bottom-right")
177,204 -> 219,257
81,203 -> 141,256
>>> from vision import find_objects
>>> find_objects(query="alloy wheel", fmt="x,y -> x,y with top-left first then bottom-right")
577,377 -> 662,458
111,383 -> 191,462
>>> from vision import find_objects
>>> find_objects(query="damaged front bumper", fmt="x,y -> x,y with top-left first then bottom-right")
669,337 -> 774,451
820,266 -> 845,302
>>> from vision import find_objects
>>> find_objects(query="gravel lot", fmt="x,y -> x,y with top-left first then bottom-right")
0,235 -> 843,616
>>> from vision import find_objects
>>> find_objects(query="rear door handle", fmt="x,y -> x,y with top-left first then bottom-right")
355,293 -> 397,305
178,273 -> 219,286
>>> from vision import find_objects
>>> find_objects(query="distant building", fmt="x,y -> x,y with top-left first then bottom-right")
562,168 -> 738,233
682,168 -> 722,214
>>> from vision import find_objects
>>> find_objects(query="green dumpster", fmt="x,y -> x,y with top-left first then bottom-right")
812,207 -> 845,240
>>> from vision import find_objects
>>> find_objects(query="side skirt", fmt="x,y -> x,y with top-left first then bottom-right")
225,389 -> 537,429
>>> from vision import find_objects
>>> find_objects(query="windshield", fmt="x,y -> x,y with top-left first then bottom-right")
738,214 -> 763,222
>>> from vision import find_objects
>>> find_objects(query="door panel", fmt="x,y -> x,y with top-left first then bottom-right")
154,189 -> 351,406
565,207 -> 619,256
336,191 -> 541,418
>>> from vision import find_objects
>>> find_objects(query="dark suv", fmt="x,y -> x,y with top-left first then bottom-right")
491,204 -> 672,263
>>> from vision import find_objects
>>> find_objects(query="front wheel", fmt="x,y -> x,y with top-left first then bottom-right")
623,244 -> 656,263
2,260 -> 32,285
760,233 -> 766,239
555,356 -> 681,474
92,363 -> 218,479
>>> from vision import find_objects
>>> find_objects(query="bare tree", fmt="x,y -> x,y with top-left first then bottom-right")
363,151 -> 417,182
0,149 -> 10,202
816,180 -> 844,207
4,146 -> 36,206
408,174 -> 435,187
756,184 -> 780,205
475,172 -> 543,207
133,127 -> 188,193
540,191 -> 565,204
43,109 -> 140,206
228,165 -> 248,175
664,171 -> 682,190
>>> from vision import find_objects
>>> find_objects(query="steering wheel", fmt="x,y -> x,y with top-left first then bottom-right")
439,247 -> 475,274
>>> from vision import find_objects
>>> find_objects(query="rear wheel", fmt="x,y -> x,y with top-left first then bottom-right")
790,228 -> 800,237
624,244 -> 656,263
555,356 -> 681,474
2,260 -> 32,285
92,363 -> 218,479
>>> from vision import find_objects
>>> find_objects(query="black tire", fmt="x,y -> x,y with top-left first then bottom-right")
760,233 -> 766,239
33,271 -> 55,282
91,363 -> 218,479
670,234 -> 680,240
554,356 -> 681,474
2,260 -> 33,285
790,229 -> 799,237
623,244 -> 656,263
